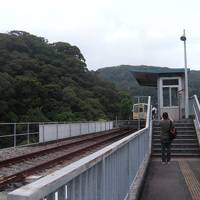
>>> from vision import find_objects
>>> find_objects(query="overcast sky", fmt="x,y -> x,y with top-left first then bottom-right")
0,0 -> 200,70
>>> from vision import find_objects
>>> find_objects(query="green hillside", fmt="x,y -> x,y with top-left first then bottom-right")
0,31 -> 132,122
96,65 -> 200,103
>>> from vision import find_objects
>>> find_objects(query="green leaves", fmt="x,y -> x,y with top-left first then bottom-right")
0,31 -> 128,122
119,92 -> 133,120
51,42 -> 86,62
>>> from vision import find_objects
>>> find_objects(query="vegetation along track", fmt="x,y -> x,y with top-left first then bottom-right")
0,128 -> 135,189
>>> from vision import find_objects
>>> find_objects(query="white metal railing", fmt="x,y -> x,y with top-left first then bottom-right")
191,95 -> 200,145
8,97 -> 152,200
0,121 -> 113,149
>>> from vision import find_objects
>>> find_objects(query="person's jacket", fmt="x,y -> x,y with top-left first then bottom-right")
160,119 -> 174,140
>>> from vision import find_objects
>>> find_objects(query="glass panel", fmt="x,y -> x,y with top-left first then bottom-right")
139,107 -> 143,112
144,105 -> 147,112
163,79 -> 179,85
163,87 -> 170,106
171,87 -> 178,106
134,105 -> 138,112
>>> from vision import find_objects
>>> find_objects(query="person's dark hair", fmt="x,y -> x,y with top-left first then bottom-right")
162,112 -> 169,120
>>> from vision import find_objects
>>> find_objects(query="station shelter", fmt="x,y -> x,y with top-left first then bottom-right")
133,69 -> 189,120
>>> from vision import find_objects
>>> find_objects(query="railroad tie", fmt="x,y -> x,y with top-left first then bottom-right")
179,160 -> 200,200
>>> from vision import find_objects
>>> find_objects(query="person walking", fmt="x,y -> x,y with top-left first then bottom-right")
152,106 -> 157,119
160,112 -> 174,164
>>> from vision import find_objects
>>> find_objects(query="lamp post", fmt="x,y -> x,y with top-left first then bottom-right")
180,29 -> 189,118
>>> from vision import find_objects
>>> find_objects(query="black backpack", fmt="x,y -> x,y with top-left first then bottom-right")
169,120 -> 177,140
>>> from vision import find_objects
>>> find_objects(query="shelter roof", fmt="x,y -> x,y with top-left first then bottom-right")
132,68 -> 189,87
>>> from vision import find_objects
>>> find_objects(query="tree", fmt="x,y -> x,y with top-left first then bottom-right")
119,92 -> 133,119
0,30 -> 125,122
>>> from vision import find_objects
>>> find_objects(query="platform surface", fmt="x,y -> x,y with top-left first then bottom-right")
139,158 -> 200,200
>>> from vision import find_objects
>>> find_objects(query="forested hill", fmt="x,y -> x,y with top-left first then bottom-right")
96,65 -> 200,103
0,31 -> 132,122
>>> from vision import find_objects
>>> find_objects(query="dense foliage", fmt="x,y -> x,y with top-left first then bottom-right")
0,31 -> 132,122
97,65 -> 200,104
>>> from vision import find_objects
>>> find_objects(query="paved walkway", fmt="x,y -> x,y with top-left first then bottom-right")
139,158 -> 200,200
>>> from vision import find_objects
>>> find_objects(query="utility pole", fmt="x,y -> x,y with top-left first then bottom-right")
180,29 -> 189,119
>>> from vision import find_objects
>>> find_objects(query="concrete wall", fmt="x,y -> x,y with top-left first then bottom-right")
39,121 -> 113,143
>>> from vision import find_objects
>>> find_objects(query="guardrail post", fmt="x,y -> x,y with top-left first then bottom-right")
27,123 -> 30,145
102,159 -> 106,200
42,123 -> 45,143
47,192 -> 55,200
56,123 -> 58,142
137,136 -> 140,169
67,181 -> 73,200
14,123 -> 16,148
69,123 -> 71,137
57,185 -> 66,200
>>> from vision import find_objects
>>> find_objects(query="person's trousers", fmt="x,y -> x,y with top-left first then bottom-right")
161,139 -> 172,162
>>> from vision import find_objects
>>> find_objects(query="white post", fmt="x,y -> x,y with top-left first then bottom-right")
180,29 -> 189,118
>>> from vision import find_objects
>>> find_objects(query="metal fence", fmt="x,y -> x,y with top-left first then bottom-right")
0,122 -> 39,149
39,122 -> 113,143
8,97 -> 152,200
0,121 -> 113,149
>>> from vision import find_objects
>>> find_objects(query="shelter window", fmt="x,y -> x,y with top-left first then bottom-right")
171,87 -> 178,106
163,79 -> 179,85
163,87 -> 178,107
144,105 -> 147,112
134,106 -> 139,112
163,88 -> 170,106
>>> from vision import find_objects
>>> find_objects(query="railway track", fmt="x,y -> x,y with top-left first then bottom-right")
0,128 -> 135,189
0,128 -> 120,167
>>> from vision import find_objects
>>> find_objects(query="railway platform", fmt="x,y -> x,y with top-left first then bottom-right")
0,95 -> 199,200
139,158 -> 200,200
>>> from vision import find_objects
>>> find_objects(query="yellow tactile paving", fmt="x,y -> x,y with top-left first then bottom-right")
179,160 -> 200,200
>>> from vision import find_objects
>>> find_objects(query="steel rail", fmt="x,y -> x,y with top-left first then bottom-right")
0,128 -> 122,168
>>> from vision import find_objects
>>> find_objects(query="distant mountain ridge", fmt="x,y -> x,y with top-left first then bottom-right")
96,65 -> 200,103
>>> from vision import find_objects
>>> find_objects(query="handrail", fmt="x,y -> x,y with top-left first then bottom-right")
145,96 -> 151,128
8,128 -> 146,199
191,95 -> 200,146
8,97 -> 152,200
192,95 -> 200,127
